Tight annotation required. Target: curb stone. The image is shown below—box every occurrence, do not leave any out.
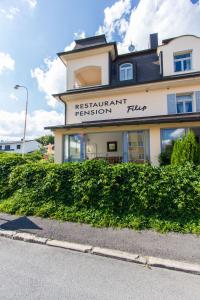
[148,256,200,275]
[0,229,16,239]
[92,247,146,264]
[0,229,199,275]
[13,232,48,244]
[47,239,92,253]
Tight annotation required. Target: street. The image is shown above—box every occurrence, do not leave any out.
[0,237,199,300]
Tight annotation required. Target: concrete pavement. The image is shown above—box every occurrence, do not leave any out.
[0,212,199,265]
[0,237,200,300]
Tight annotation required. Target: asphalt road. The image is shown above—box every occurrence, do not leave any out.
[0,237,199,300]
[1,213,200,264]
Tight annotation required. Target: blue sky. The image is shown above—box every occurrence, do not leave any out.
[0,0,199,140]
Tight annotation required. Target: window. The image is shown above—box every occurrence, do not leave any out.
[174,52,192,72]
[119,63,133,81]
[17,145,21,149]
[161,128,186,151]
[5,145,10,151]
[128,130,149,163]
[176,94,193,113]
[0,146,2,150]
[161,127,200,151]
[64,134,82,162]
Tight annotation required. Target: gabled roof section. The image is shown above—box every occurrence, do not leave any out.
[74,34,107,49]
[162,34,200,45]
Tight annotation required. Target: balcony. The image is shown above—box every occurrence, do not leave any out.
[73,66,102,89]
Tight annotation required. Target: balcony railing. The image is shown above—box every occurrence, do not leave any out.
[86,152,122,164]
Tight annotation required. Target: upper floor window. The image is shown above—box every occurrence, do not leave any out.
[174,51,192,72]
[176,94,193,113]
[119,63,133,81]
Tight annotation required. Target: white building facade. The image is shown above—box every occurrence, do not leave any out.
[46,34,200,165]
[0,140,41,154]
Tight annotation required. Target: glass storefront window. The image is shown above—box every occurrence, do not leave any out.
[69,135,81,161]
[161,128,186,151]
[64,134,82,162]
[128,130,149,163]
[64,135,69,162]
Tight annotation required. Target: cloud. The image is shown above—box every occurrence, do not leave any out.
[96,0,131,39]
[31,57,66,107]
[0,109,64,140]
[0,7,20,19]
[0,53,15,75]
[9,93,18,101]
[31,33,85,108]
[32,0,200,109]
[99,0,200,52]
[24,0,37,9]
[122,0,200,51]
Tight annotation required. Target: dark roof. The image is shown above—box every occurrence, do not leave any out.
[45,112,200,131]
[118,48,155,58]
[0,140,38,145]
[57,42,117,58]
[53,71,200,98]
[74,34,107,49]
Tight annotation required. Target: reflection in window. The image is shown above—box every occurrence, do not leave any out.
[174,52,192,72]
[64,134,82,162]
[176,94,192,113]
[119,63,133,81]
[161,128,186,151]
[128,130,149,163]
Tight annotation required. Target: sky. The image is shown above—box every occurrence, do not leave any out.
[0,0,200,140]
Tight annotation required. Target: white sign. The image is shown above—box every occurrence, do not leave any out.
[67,93,165,124]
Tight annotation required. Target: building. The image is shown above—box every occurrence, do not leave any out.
[46,33,200,165]
[0,140,41,154]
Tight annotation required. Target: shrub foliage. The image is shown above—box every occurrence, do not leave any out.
[0,157,200,233]
[171,130,200,165]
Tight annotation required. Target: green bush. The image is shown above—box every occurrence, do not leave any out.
[171,130,200,165]
[0,159,200,233]
[0,155,26,199]
[159,141,174,166]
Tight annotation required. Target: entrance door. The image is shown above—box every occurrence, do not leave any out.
[128,130,149,163]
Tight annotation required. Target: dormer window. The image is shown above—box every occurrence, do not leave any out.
[174,51,192,72]
[119,63,133,81]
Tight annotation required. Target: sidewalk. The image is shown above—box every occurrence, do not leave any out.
[0,212,199,264]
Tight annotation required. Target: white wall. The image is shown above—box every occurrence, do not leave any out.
[67,52,109,90]
[0,141,41,154]
[86,132,123,158]
[158,35,200,76]
[66,83,200,124]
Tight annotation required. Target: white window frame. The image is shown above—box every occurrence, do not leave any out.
[119,63,133,81]
[174,51,192,73]
[176,94,193,114]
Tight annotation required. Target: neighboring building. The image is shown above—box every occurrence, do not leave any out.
[46,34,200,165]
[0,140,41,154]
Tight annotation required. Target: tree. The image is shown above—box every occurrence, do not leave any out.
[171,130,200,165]
[36,135,54,146]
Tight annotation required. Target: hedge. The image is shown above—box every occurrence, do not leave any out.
[0,158,200,233]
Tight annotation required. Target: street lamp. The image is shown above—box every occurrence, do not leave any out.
[14,85,29,157]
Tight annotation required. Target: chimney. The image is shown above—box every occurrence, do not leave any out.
[149,33,158,49]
